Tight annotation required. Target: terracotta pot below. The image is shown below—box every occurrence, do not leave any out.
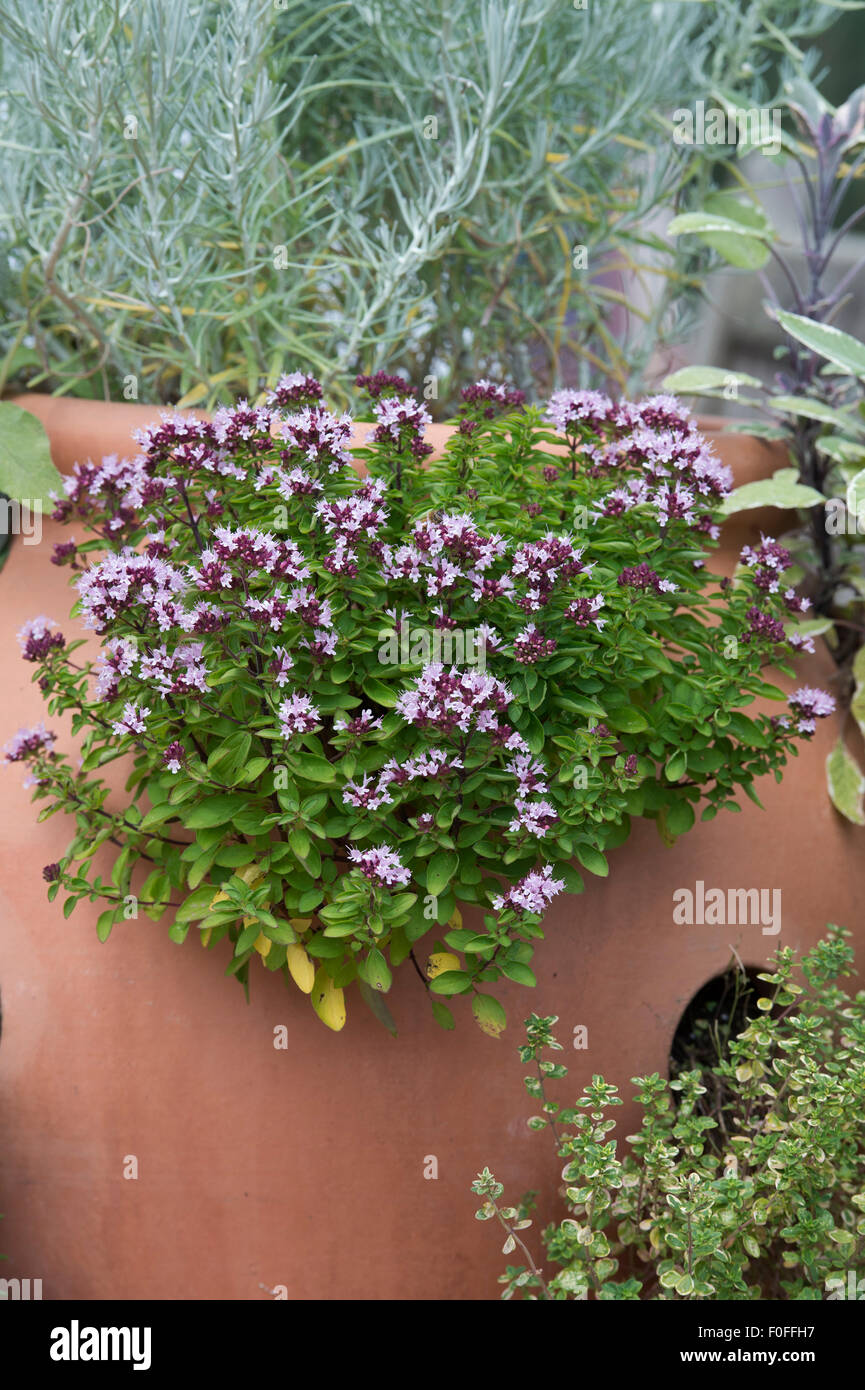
[0,399,856,1300]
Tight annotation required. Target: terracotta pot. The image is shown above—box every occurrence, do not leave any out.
[0,397,859,1301]
[6,392,458,477]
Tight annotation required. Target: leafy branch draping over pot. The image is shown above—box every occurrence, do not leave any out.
[6,377,833,1033]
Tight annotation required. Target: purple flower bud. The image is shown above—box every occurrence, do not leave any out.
[163,741,186,774]
[51,540,78,566]
[17,616,65,662]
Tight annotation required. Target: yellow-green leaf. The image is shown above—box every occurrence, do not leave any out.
[852,646,865,743]
[311,968,346,1031]
[826,739,865,825]
[285,943,316,994]
[427,951,460,980]
[472,993,507,1038]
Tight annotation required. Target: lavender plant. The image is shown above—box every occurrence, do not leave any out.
[6,377,832,1032]
[472,926,865,1300]
[0,0,843,407]
[666,77,865,821]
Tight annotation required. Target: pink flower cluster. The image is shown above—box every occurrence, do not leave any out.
[356,371,408,399]
[786,687,836,736]
[278,406,354,474]
[542,395,734,544]
[565,594,606,630]
[77,553,187,632]
[211,401,273,454]
[545,389,613,434]
[617,563,677,595]
[163,740,186,774]
[460,379,526,418]
[368,395,433,458]
[514,622,557,663]
[740,536,793,589]
[17,617,65,663]
[739,535,812,649]
[743,607,786,645]
[4,722,56,763]
[269,646,294,686]
[192,527,309,590]
[277,693,321,739]
[395,663,515,738]
[381,511,511,605]
[132,414,222,475]
[266,372,323,408]
[315,477,388,576]
[342,745,464,812]
[347,844,411,888]
[111,701,150,737]
[508,798,559,838]
[51,454,151,531]
[507,753,548,795]
[139,642,209,696]
[94,636,138,700]
[510,533,591,612]
[333,711,383,740]
[492,865,565,917]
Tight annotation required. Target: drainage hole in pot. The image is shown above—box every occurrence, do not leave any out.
[667,961,771,1140]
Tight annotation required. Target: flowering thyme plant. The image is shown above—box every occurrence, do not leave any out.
[7,376,832,1031]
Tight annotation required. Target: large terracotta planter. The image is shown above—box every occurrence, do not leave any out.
[0,398,859,1301]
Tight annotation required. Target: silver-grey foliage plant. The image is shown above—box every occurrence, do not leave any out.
[0,0,842,409]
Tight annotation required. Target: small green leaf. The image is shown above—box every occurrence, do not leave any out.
[428,969,472,996]
[360,947,392,993]
[431,1000,455,1030]
[605,706,649,734]
[721,474,825,516]
[362,675,397,708]
[665,799,696,836]
[176,885,225,922]
[846,468,865,526]
[501,961,537,987]
[289,827,311,860]
[289,752,335,783]
[667,210,770,270]
[0,401,63,506]
[358,979,398,1035]
[776,310,865,380]
[665,750,687,782]
[183,794,249,828]
[575,845,608,877]
[662,366,762,396]
[426,850,458,897]
[96,908,116,942]
[771,394,865,433]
